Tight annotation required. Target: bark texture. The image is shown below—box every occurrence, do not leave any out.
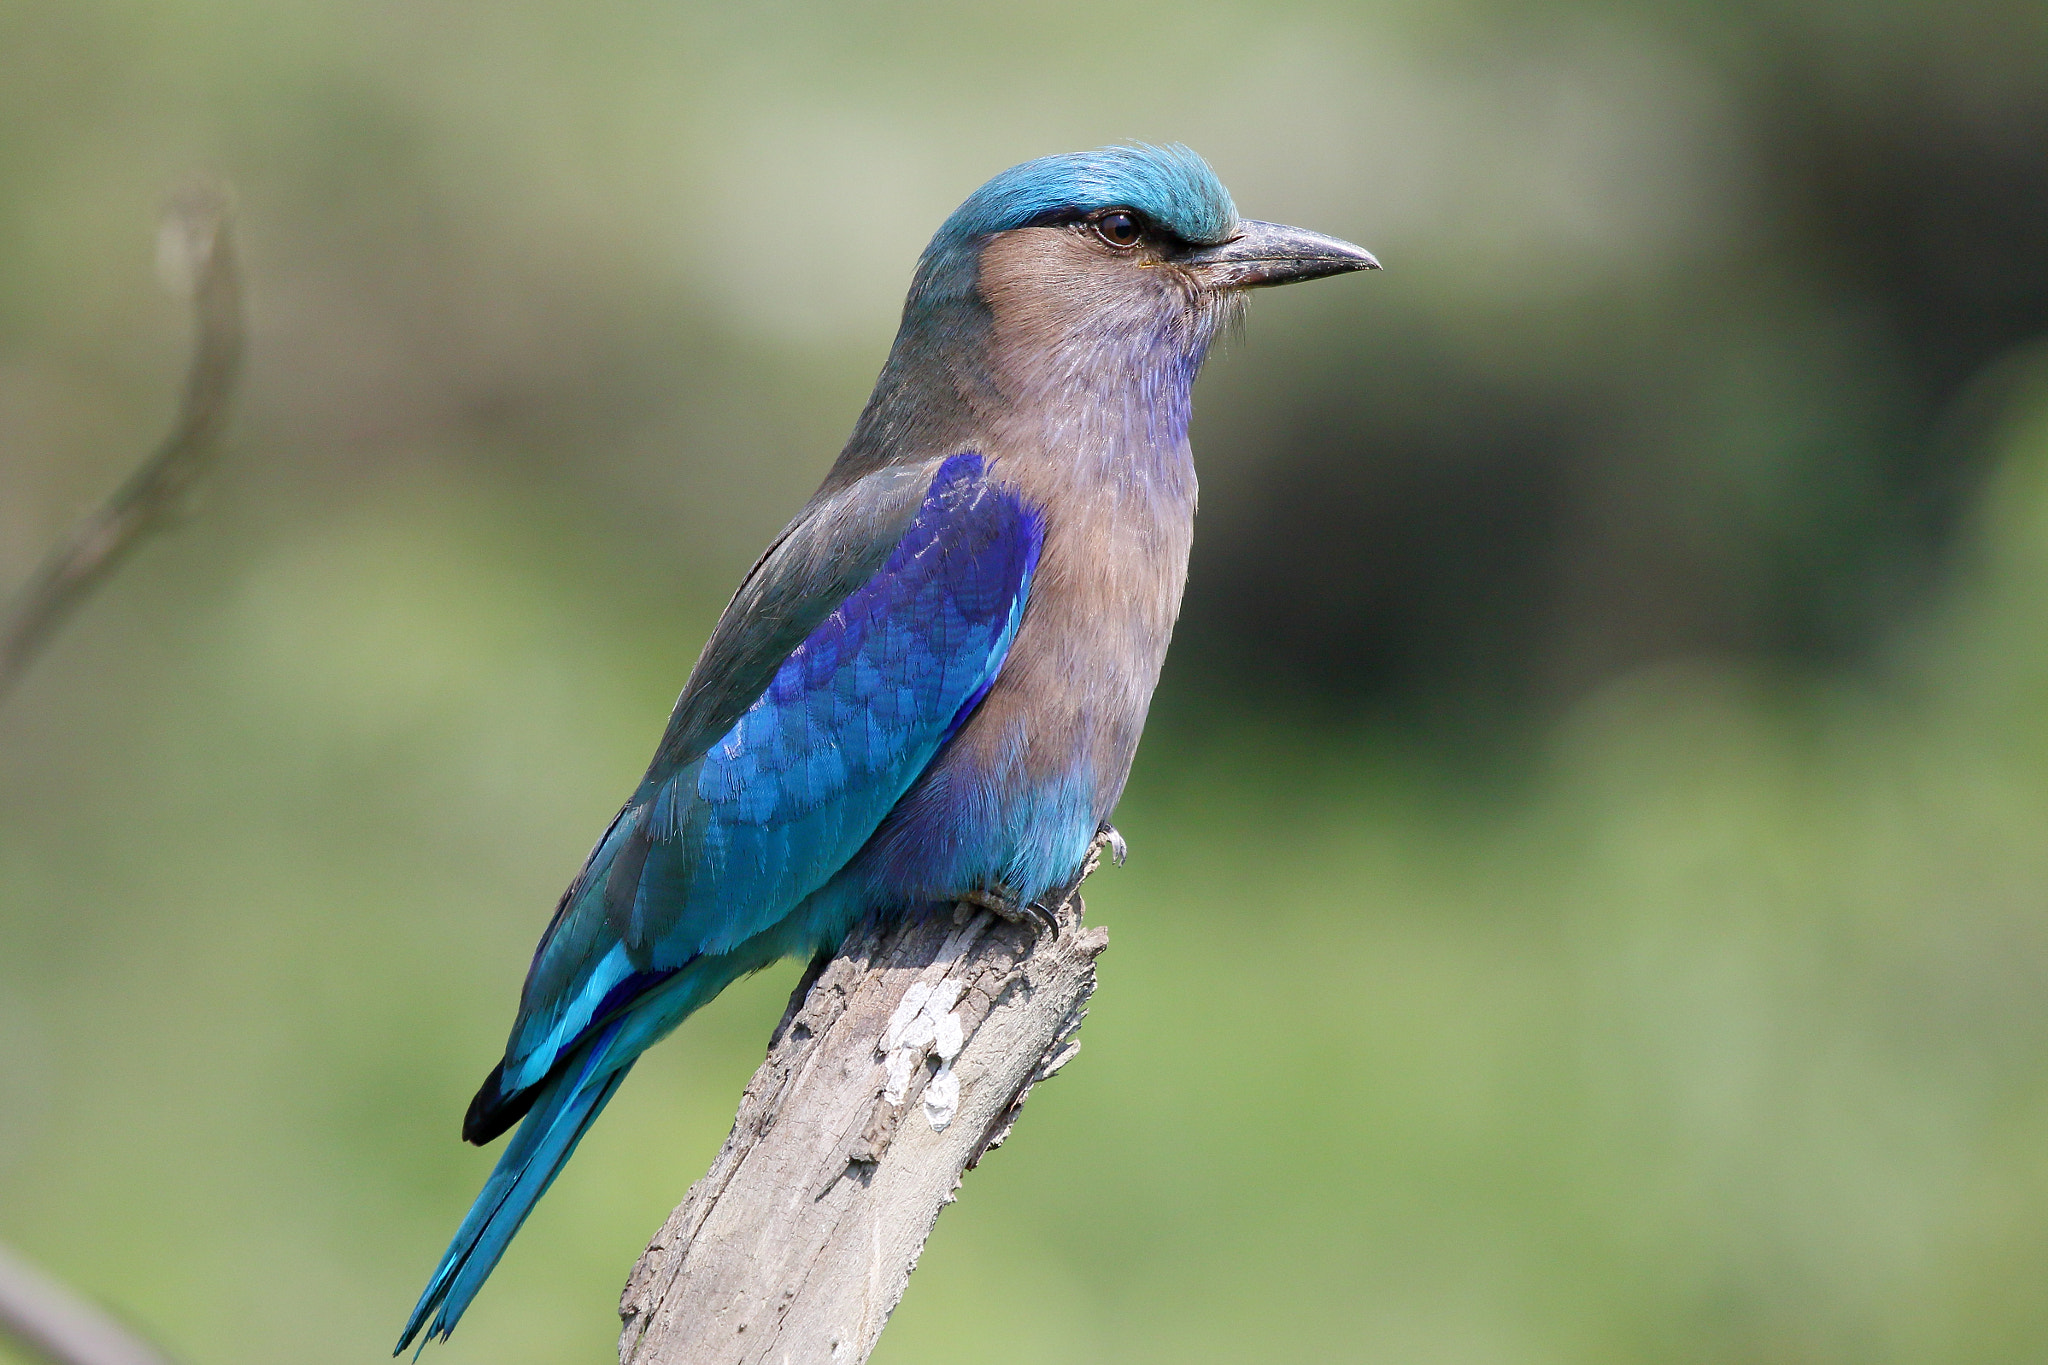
[618,896,1107,1365]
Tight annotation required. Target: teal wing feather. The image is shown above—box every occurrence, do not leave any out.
[477,452,1043,1119]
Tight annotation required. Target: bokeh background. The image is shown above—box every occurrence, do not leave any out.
[6,1,2048,1361]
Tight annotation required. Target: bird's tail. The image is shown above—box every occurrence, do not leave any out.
[395,1020,633,1354]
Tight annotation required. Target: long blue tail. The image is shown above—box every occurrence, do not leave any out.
[395,1022,633,1354]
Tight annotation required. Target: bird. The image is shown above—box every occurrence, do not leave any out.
[396,143,1376,1351]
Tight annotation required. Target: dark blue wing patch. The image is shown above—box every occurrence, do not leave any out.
[498,452,1042,1092]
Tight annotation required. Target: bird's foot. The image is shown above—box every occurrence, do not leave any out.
[957,827,1127,939]
[1069,821,1128,888]
[1033,823,1131,928]
[958,883,1061,938]
[1094,822,1128,870]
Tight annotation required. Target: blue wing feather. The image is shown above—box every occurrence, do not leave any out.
[497,452,1041,1095]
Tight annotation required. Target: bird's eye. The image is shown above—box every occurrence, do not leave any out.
[1093,210,1142,248]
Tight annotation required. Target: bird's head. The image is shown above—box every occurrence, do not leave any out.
[847,145,1376,466]
[919,143,1376,297]
[898,145,1376,420]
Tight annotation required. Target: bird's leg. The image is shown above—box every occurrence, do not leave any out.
[1038,823,1131,929]
[958,883,1061,937]
[1095,821,1128,869]
[959,825,1128,940]
[1065,821,1128,890]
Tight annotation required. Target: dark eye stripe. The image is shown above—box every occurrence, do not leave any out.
[1016,205,1165,249]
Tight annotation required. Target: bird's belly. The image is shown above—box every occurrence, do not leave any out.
[848,690,1124,908]
[845,564,1179,907]
[826,440,1194,916]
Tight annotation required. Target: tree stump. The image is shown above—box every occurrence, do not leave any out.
[618,898,1108,1365]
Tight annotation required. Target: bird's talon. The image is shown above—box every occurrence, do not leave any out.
[960,885,1056,937]
[1095,822,1128,867]
[1025,898,1063,938]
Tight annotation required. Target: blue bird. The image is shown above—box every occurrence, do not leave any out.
[397,143,1376,1350]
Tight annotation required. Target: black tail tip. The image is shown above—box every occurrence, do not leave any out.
[462,1061,535,1145]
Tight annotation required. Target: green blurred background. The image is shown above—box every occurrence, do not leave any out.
[7,1,2048,1361]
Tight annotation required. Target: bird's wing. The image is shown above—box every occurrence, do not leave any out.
[493,452,1042,1099]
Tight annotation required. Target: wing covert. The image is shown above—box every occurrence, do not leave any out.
[500,452,1041,1092]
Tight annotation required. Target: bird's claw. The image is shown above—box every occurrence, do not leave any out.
[959,885,1061,938]
[958,827,1127,940]
[1072,822,1127,884]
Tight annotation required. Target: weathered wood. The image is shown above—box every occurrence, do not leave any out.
[618,896,1107,1365]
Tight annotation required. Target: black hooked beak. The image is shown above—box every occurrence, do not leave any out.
[1181,219,1380,289]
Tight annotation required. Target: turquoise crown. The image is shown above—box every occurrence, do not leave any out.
[930,144,1239,253]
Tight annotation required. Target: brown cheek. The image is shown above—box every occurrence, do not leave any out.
[981,230,1146,328]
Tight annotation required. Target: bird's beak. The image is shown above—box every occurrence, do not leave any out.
[1180,219,1380,290]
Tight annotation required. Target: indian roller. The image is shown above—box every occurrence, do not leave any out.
[397,143,1376,1350]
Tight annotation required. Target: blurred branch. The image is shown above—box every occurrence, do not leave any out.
[618,898,1107,1365]
[0,179,237,1363]
[0,180,245,700]
[0,1242,176,1365]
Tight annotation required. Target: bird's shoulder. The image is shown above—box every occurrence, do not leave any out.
[643,457,941,785]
